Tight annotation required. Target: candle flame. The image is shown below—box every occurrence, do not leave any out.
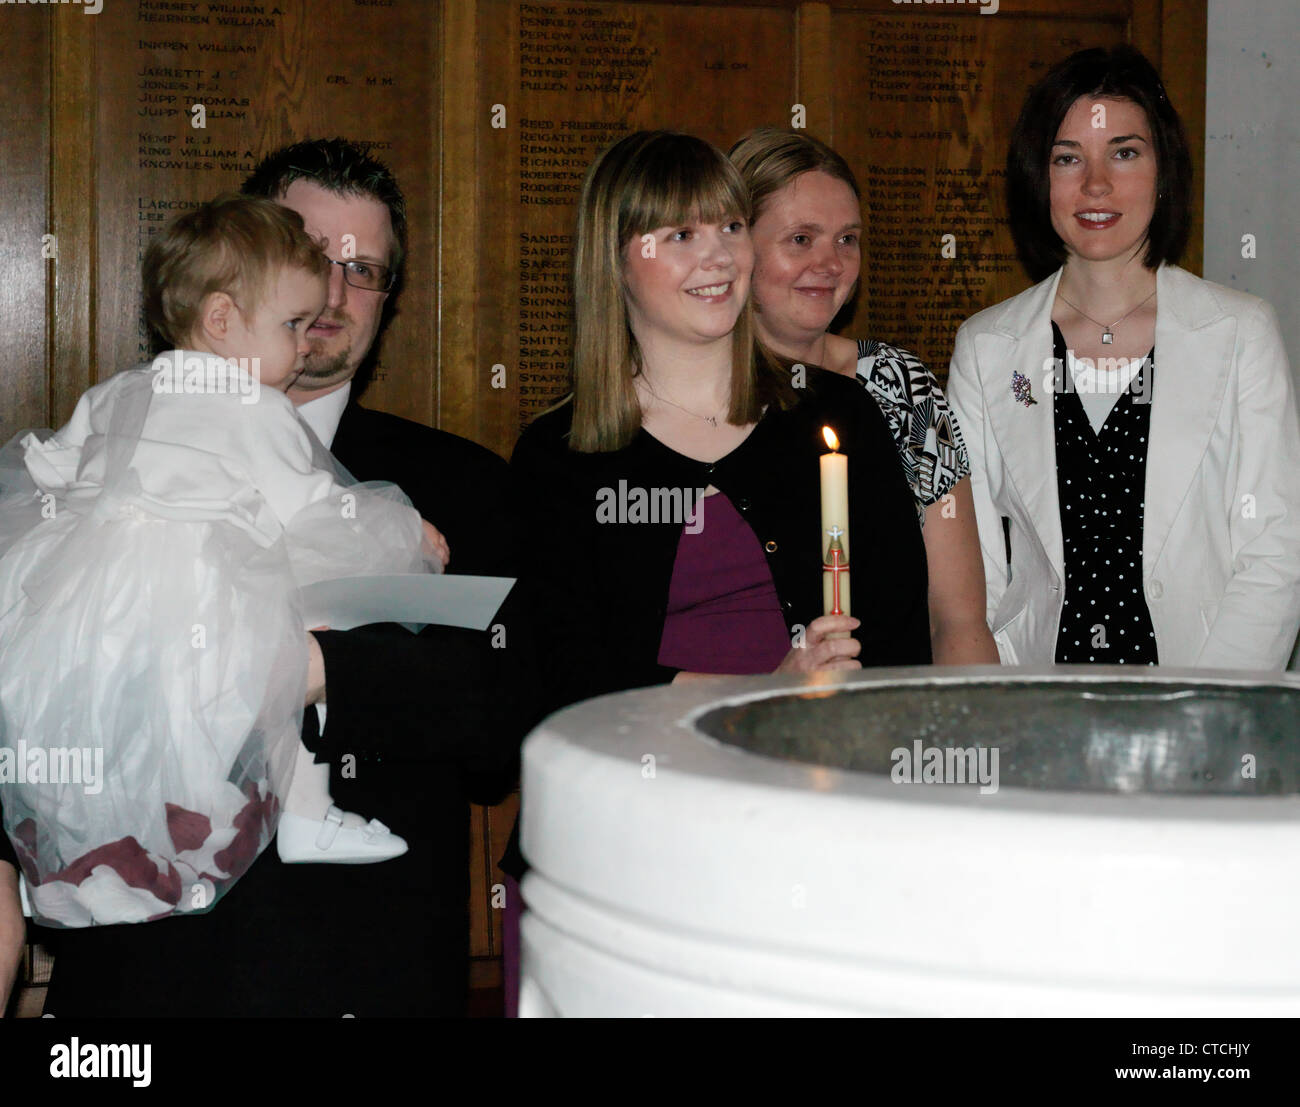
[822,426,839,451]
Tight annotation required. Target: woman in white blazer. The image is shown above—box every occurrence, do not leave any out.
[947,46,1300,670]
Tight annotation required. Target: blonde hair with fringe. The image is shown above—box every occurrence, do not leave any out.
[570,130,794,453]
[143,193,330,350]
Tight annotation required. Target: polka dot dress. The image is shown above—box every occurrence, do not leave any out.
[1051,322,1159,665]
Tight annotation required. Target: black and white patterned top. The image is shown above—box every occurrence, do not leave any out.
[1050,321,1158,665]
[853,339,971,525]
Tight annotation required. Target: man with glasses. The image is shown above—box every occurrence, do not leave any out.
[36,139,531,1017]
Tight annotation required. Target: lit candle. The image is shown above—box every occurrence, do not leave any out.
[820,426,851,633]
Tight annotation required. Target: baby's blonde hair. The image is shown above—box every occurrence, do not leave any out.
[143,193,329,349]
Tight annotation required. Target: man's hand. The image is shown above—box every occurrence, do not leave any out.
[421,519,450,569]
[306,631,326,706]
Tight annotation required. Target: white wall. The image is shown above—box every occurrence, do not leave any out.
[1204,0,1300,668]
[1204,0,1299,365]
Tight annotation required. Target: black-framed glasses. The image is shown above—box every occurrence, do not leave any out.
[326,257,396,292]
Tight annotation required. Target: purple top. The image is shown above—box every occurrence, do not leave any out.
[656,491,791,674]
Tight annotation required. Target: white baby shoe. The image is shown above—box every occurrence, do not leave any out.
[276,806,409,864]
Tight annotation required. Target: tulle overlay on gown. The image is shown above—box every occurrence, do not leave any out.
[0,361,432,927]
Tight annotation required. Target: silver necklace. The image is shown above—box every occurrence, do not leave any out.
[1057,287,1156,345]
[639,376,726,428]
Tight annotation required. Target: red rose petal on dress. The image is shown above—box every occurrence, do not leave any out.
[214,785,279,880]
[50,836,182,907]
[166,803,212,852]
[13,817,38,853]
[8,819,41,884]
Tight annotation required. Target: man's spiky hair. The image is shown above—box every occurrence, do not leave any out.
[242,137,408,280]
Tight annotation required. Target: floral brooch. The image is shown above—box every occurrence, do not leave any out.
[1011,370,1037,407]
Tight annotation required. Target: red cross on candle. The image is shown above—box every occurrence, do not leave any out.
[823,525,850,616]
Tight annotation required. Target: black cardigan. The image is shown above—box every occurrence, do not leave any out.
[512,366,932,718]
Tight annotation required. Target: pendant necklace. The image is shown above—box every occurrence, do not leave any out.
[639,376,726,428]
[1057,287,1156,345]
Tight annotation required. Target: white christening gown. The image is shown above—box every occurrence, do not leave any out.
[0,355,435,927]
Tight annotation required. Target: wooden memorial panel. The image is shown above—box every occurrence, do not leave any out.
[85,1,439,425]
[0,14,51,440]
[471,0,799,455]
[829,1,1128,375]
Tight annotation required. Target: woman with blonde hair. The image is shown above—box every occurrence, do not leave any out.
[510,130,933,710]
[499,130,934,1013]
[730,126,998,665]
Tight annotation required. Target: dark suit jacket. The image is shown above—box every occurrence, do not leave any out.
[37,402,534,1017]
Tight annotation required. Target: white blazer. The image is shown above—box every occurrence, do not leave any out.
[946,264,1300,669]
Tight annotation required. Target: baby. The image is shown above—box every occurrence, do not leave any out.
[0,195,441,927]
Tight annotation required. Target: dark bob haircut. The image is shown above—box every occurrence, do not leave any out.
[241,137,408,283]
[1006,45,1193,282]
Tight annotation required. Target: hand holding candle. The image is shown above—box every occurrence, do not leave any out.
[819,426,851,637]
